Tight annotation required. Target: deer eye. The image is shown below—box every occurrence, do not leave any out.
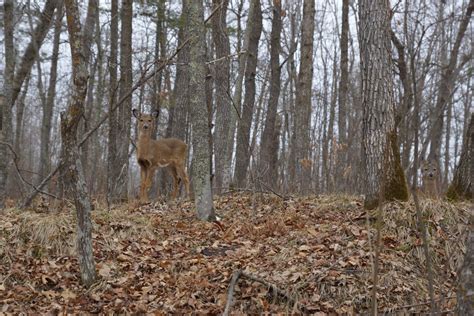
[140,119,144,122]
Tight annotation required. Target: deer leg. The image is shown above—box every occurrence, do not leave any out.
[168,166,179,200]
[177,164,190,198]
[139,165,148,202]
[145,167,156,196]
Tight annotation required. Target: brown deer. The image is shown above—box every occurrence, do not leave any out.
[133,109,190,202]
[420,158,440,198]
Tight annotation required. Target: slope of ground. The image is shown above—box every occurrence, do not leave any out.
[0,193,470,314]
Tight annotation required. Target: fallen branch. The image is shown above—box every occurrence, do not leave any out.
[222,270,309,315]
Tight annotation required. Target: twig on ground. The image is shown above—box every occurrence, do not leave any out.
[223,270,242,316]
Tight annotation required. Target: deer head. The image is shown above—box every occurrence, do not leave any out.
[132,109,159,135]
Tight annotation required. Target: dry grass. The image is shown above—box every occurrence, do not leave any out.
[0,194,470,314]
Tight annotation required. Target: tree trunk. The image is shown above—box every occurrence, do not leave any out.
[233,0,262,188]
[113,0,133,202]
[457,214,474,315]
[107,0,119,203]
[39,3,62,184]
[446,113,473,201]
[259,0,282,189]
[359,0,408,209]
[188,0,215,221]
[170,0,190,141]
[211,0,230,195]
[0,0,16,209]
[337,0,349,191]
[62,0,97,287]
[289,0,315,194]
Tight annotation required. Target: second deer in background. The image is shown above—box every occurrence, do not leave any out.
[133,109,190,202]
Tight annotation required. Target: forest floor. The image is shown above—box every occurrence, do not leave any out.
[0,193,471,314]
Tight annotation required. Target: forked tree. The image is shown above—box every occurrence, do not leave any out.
[61,0,97,287]
[359,0,408,209]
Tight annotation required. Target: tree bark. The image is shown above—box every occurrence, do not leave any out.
[39,4,62,185]
[62,0,97,287]
[359,0,408,209]
[0,0,16,209]
[188,0,215,221]
[110,0,133,202]
[289,0,315,194]
[336,0,349,191]
[259,0,282,189]
[233,0,262,188]
[211,0,230,194]
[457,214,474,315]
[447,113,473,201]
[107,0,119,203]
[170,0,190,141]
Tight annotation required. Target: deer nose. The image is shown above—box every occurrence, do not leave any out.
[143,124,149,129]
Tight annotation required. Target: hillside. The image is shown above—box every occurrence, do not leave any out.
[0,194,470,314]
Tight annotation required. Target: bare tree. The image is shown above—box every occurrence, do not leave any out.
[234,0,263,188]
[447,113,473,200]
[427,0,473,167]
[359,0,408,209]
[188,0,215,221]
[107,0,119,203]
[39,3,63,185]
[259,0,282,189]
[212,0,231,194]
[61,0,97,287]
[289,0,315,194]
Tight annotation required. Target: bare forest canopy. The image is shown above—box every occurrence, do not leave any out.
[0,0,471,203]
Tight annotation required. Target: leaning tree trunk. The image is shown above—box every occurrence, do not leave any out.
[359,0,408,209]
[259,0,282,189]
[447,113,473,200]
[288,0,315,194]
[233,0,263,188]
[62,0,97,287]
[188,0,215,221]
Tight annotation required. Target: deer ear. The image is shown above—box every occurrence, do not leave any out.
[132,108,140,119]
[151,110,159,118]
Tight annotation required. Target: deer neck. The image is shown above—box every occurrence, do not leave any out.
[137,131,154,156]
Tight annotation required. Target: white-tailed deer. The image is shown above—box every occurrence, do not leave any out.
[132,109,190,201]
[421,158,440,198]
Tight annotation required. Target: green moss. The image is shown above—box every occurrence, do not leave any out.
[446,183,472,201]
[384,131,409,202]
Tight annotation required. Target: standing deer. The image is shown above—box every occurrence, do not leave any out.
[420,158,440,198]
[133,109,190,201]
